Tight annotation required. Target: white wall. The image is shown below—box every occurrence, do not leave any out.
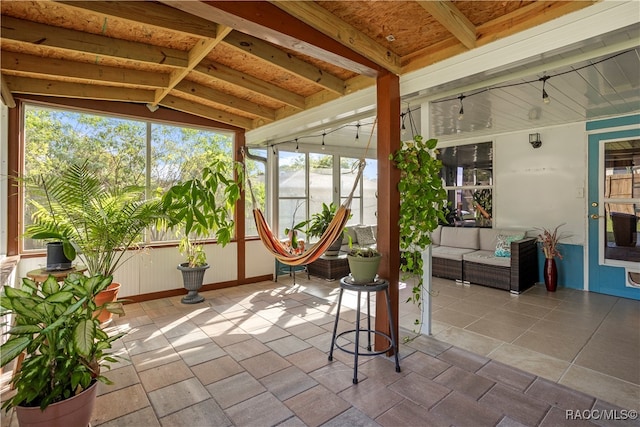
[495,123,586,245]
[17,242,273,297]
[436,122,587,245]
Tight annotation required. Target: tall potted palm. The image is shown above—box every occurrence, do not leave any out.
[23,161,161,321]
[160,156,243,304]
[0,273,126,426]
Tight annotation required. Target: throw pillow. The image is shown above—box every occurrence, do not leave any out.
[495,233,525,257]
[354,226,376,246]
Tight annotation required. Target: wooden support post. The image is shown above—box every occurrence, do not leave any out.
[375,71,401,352]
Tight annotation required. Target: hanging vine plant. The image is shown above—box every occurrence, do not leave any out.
[390,135,448,331]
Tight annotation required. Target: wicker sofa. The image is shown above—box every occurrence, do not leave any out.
[431,226,538,294]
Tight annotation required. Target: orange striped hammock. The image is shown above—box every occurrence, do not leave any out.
[246,156,365,266]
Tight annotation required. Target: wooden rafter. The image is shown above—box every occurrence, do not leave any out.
[4,75,154,103]
[223,31,346,95]
[416,0,476,50]
[1,16,188,68]
[161,0,382,77]
[161,95,255,130]
[1,74,16,108]
[193,60,306,110]
[151,26,232,107]
[1,51,169,89]
[55,1,220,39]
[173,80,276,121]
[271,1,401,74]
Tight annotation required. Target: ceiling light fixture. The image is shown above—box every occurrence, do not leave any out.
[540,76,551,104]
[386,34,396,42]
[457,94,465,120]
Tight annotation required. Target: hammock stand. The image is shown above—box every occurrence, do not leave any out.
[243,119,377,268]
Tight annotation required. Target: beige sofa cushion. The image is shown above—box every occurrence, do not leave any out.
[432,245,477,261]
[463,250,511,267]
[440,227,479,250]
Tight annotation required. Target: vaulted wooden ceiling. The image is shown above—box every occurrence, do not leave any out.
[1,1,597,131]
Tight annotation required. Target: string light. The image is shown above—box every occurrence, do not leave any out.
[321,132,326,150]
[430,49,633,113]
[457,94,465,121]
[295,138,299,152]
[540,76,551,105]
[355,122,360,141]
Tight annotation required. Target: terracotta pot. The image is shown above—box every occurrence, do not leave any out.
[94,282,121,323]
[544,258,557,292]
[15,380,98,427]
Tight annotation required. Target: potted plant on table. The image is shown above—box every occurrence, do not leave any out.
[537,223,565,292]
[346,246,381,283]
[23,161,162,322]
[0,273,126,427]
[160,156,243,304]
[307,202,349,256]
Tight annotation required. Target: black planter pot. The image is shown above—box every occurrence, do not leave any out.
[46,242,72,271]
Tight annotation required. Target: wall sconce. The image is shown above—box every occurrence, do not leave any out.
[529,133,542,148]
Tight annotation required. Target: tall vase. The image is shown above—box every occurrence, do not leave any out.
[544,258,557,292]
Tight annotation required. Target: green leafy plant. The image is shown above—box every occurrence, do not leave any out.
[347,246,380,257]
[0,273,126,411]
[307,202,338,238]
[161,156,244,267]
[390,135,447,330]
[283,201,308,250]
[23,161,162,277]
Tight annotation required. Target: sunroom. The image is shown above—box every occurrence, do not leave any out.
[1,1,639,426]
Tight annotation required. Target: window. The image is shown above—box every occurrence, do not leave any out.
[278,151,307,241]
[244,149,267,237]
[438,142,493,227]
[340,157,377,225]
[22,104,235,250]
[275,151,378,240]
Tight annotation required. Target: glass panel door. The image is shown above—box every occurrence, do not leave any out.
[602,140,640,263]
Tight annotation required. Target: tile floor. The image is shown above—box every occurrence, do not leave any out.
[1,274,638,427]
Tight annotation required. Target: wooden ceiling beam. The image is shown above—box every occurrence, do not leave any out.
[194,60,305,110]
[417,1,476,50]
[54,1,220,39]
[1,74,16,108]
[151,27,232,107]
[223,31,346,95]
[161,95,255,130]
[476,1,598,45]
[4,75,154,103]
[1,51,169,89]
[161,0,382,77]
[270,1,401,75]
[0,16,188,68]
[174,81,276,121]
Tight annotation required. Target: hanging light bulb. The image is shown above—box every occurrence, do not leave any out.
[355,122,360,141]
[321,132,326,150]
[540,76,551,104]
[295,138,299,152]
[457,94,465,120]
